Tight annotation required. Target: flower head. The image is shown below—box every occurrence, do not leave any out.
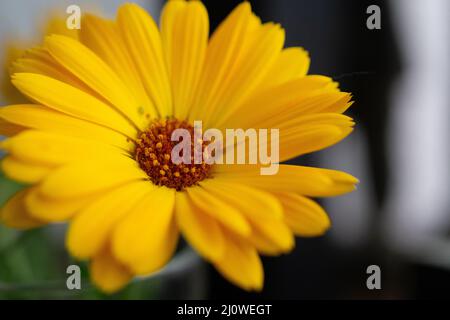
[0,1,357,293]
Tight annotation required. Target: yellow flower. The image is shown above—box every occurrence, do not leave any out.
[0,1,357,293]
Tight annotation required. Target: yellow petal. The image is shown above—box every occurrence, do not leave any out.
[175,191,225,262]
[159,0,186,75]
[117,3,172,117]
[280,125,353,161]
[255,92,353,129]
[25,188,101,222]
[11,47,94,94]
[218,76,342,129]
[0,118,24,136]
[90,248,132,294]
[275,193,331,236]
[278,112,354,130]
[206,23,285,126]
[45,35,147,128]
[161,0,208,120]
[0,104,134,151]
[67,181,154,259]
[275,113,354,161]
[2,130,127,166]
[216,164,358,197]
[247,226,290,256]
[79,14,157,119]
[186,185,251,237]
[321,93,354,114]
[192,2,285,127]
[12,73,137,137]
[38,156,147,199]
[260,47,310,88]
[213,230,263,291]
[0,188,46,229]
[1,156,52,184]
[189,2,256,123]
[201,179,294,255]
[112,187,178,275]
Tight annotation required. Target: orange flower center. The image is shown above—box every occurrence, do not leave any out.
[135,118,212,190]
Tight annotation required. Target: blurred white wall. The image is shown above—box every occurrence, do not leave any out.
[385,0,450,250]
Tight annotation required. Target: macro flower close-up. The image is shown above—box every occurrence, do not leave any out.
[0,0,357,294]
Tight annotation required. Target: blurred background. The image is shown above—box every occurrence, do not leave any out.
[0,0,449,299]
